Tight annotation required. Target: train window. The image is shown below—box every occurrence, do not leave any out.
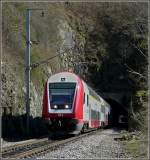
[87,95,89,106]
[49,83,76,89]
[91,109,99,120]
[106,114,108,120]
[101,105,105,113]
[88,86,100,102]
[84,93,85,104]
[49,83,76,106]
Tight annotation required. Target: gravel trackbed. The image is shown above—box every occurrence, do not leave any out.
[37,129,132,159]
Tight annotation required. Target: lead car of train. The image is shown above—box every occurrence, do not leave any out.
[42,71,111,134]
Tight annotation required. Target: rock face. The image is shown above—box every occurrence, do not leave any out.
[2,3,148,133]
[2,3,148,156]
[2,3,86,117]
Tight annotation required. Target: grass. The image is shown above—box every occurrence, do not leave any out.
[122,135,148,159]
[123,139,140,156]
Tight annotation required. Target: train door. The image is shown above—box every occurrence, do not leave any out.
[83,82,89,124]
[88,97,92,128]
[100,103,105,127]
[98,103,101,127]
[88,96,95,128]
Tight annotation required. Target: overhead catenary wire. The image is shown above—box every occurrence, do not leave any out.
[31,47,74,69]
[30,47,98,70]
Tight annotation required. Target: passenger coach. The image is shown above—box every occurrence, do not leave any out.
[42,71,111,134]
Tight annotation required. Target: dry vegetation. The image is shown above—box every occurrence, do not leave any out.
[2,2,148,158]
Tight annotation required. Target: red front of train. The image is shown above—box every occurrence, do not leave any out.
[42,72,84,134]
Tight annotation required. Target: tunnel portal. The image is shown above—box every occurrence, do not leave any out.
[106,99,128,129]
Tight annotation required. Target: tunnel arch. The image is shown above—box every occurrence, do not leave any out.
[105,98,128,129]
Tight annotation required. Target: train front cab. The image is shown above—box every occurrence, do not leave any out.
[42,72,85,134]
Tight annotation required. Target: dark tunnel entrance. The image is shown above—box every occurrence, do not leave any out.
[105,99,128,130]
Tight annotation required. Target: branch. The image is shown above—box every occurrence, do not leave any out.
[130,43,147,58]
[124,64,146,80]
[127,70,146,79]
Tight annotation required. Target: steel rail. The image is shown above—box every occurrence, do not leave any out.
[2,129,99,159]
[2,138,49,157]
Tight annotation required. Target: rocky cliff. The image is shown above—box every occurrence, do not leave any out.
[2,2,148,132]
[2,2,85,117]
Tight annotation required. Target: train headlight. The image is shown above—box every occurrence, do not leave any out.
[65,105,69,109]
[53,105,58,109]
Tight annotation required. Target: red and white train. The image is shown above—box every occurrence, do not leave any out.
[42,71,111,134]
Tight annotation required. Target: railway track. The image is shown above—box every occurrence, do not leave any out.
[2,138,50,158]
[2,129,99,159]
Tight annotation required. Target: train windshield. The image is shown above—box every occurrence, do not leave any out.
[49,83,76,107]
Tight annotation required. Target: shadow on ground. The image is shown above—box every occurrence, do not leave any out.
[2,114,49,142]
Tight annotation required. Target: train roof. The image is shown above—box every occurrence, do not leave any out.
[48,72,110,107]
[47,71,80,83]
[87,84,110,107]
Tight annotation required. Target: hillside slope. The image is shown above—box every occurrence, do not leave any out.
[2,2,148,135]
